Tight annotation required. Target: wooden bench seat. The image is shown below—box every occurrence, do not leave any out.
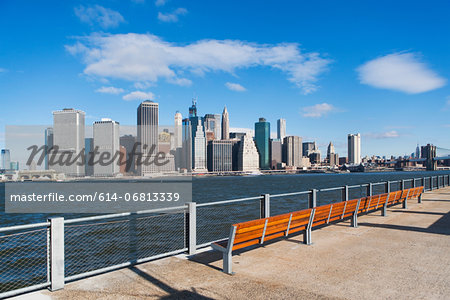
[211,186,424,274]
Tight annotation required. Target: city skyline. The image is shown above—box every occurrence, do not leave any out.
[1,1,449,157]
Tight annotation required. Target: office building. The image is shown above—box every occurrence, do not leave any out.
[192,123,207,172]
[270,139,282,169]
[93,118,120,177]
[327,142,339,166]
[230,132,246,140]
[182,118,192,172]
[283,136,302,167]
[207,140,233,172]
[309,151,321,164]
[120,135,137,174]
[137,101,159,175]
[302,141,317,157]
[415,144,420,158]
[51,108,85,177]
[238,134,260,171]
[44,127,53,170]
[85,138,94,176]
[1,149,11,171]
[204,114,221,141]
[348,133,361,164]
[174,112,183,149]
[277,118,286,140]
[255,118,270,169]
[221,106,229,140]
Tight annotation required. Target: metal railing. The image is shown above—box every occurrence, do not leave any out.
[0,174,449,298]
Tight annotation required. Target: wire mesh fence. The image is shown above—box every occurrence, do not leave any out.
[0,228,48,294]
[196,200,260,245]
[316,189,342,206]
[271,193,310,215]
[65,211,186,278]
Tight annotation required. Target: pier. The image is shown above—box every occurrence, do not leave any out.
[14,186,450,299]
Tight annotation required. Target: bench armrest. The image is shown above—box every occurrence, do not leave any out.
[211,242,228,253]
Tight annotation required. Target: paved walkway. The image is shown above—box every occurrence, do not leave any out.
[16,187,450,299]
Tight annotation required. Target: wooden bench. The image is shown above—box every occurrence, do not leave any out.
[211,186,424,274]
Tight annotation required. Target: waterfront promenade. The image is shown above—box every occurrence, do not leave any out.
[16,187,450,299]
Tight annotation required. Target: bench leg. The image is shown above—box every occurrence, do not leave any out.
[303,228,312,245]
[418,194,422,204]
[351,213,358,228]
[382,203,387,216]
[402,198,407,209]
[223,251,233,275]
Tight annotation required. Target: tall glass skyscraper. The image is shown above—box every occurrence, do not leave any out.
[255,117,270,169]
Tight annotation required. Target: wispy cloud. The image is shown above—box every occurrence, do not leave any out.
[225,82,246,92]
[301,103,337,118]
[122,91,155,101]
[155,0,168,6]
[0,68,7,73]
[442,124,450,128]
[357,52,446,94]
[95,86,125,94]
[365,130,400,139]
[67,33,331,93]
[74,5,125,29]
[443,96,450,111]
[158,8,188,22]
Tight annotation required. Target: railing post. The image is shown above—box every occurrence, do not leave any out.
[422,177,425,190]
[431,177,434,191]
[48,217,64,291]
[260,194,270,218]
[367,183,373,197]
[186,202,196,255]
[309,189,317,208]
[386,181,391,194]
[400,179,405,191]
[343,185,349,201]
[413,178,416,188]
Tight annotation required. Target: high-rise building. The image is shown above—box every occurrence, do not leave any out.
[192,123,207,172]
[204,114,221,141]
[348,133,361,164]
[207,140,233,172]
[238,134,259,171]
[221,106,229,140]
[174,112,182,149]
[329,153,339,166]
[270,139,283,169]
[51,108,85,177]
[120,135,137,174]
[327,142,335,159]
[137,101,159,175]
[283,136,302,167]
[415,144,421,158]
[93,118,120,177]
[309,151,321,164]
[229,132,246,140]
[85,138,94,176]
[1,149,11,171]
[44,127,53,170]
[302,141,317,157]
[182,118,192,172]
[255,118,270,169]
[277,119,286,140]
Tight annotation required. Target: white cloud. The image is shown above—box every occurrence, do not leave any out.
[122,91,155,101]
[95,86,125,94]
[357,52,446,94]
[155,0,168,6]
[74,5,125,29]
[365,130,400,139]
[225,82,246,92]
[0,68,7,73]
[443,96,450,110]
[301,103,337,118]
[67,33,331,93]
[158,8,188,22]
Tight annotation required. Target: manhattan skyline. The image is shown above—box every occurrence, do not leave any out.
[1,0,449,157]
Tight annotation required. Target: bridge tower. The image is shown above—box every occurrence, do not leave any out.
[423,144,437,171]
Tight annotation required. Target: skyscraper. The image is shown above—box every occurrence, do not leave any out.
[44,127,53,170]
[207,140,233,172]
[255,118,270,169]
[415,144,420,158]
[120,135,137,174]
[52,108,85,177]
[137,100,159,175]
[174,112,182,149]
[238,134,260,171]
[204,114,221,141]
[182,118,192,172]
[85,138,94,176]
[302,141,317,157]
[93,118,120,177]
[283,136,302,167]
[327,142,339,166]
[221,106,229,140]
[347,133,361,164]
[277,118,286,140]
[192,123,207,172]
[270,139,282,169]
[327,142,335,159]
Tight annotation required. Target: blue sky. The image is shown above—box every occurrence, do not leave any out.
[0,0,449,157]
